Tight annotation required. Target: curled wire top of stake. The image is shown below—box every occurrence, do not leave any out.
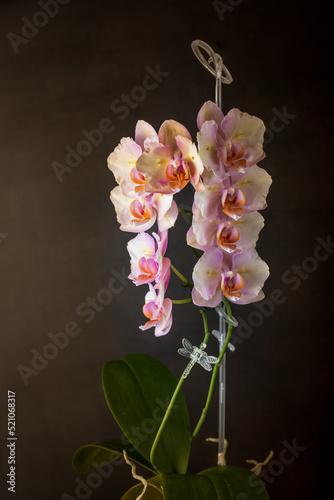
[191,40,233,84]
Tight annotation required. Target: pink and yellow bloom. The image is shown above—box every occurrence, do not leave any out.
[127,232,171,288]
[107,120,158,197]
[187,210,264,254]
[190,164,271,224]
[192,247,269,307]
[108,101,272,336]
[140,286,173,336]
[197,101,266,177]
[136,119,204,194]
[110,187,178,233]
[108,120,179,233]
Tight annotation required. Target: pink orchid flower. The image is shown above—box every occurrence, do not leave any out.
[136,119,204,194]
[191,164,272,224]
[192,247,269,307]
[110,186,178,233]
[127,232,171,288]
[108,120,158,198]
[187,210,264,254]
[139,286,173,336]
[108,120,179,232]
[197,101,266,177]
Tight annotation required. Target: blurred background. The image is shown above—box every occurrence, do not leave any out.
[0,0,333,498]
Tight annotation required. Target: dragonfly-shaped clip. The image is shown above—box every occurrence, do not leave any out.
[178,338,219,378]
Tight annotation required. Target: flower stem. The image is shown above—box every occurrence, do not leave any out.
[150,375,186,471]
[178,208,192,215]
[149,308,210,471]
[170,264,191,285]
[171,298,192,304]
[191,298,234,443]
[201,309,211,345]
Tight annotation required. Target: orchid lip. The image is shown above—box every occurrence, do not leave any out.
[130,167,145,185]
[138,257,159,277]
[221,272,244,299]
[130,200,151,221]
[221,187,246,220]
[164,160,190,192]
[217,222,240,252]
[143,301,158,319]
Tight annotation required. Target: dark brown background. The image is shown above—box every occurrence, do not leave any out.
[0,0,333,498]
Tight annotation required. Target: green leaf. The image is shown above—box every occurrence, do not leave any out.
[162,466,269,500]
[199,465,269,499]
[121,476,163,500]
[102,353,191,474]
[162,472,216,499]
[72,439,154,474]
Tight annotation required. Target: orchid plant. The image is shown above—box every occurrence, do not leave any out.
[72,43,272,500]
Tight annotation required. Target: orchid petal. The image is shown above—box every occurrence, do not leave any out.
[216,222,239,253]
[192,283,223,308]
[127,232,167,286]
[176,135,204,192]
[193,185,224,222]
[156,198,178,232]
[158,230,168,256]
[158,120,191,156]
[229,248,269,304]
[135,120,158,150]
[143,301,159,319]
[127,232,156,262]
[234,211,264,249]
[152,193,173,218]
[232,165,272,212]
[186,226,200,250]
[197,120,224,177]
[139,288,173,336]
[144,285,157,304]
[110,186,156,232]
[191,218,216,248]
[157,257,171,292]
[136,143,172,193]
[192,248,223,300]
[144,258,159,275]
[107,138,143,197]
[221,108,266,167]
[197,101,224,130]
[154,298,173,336]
